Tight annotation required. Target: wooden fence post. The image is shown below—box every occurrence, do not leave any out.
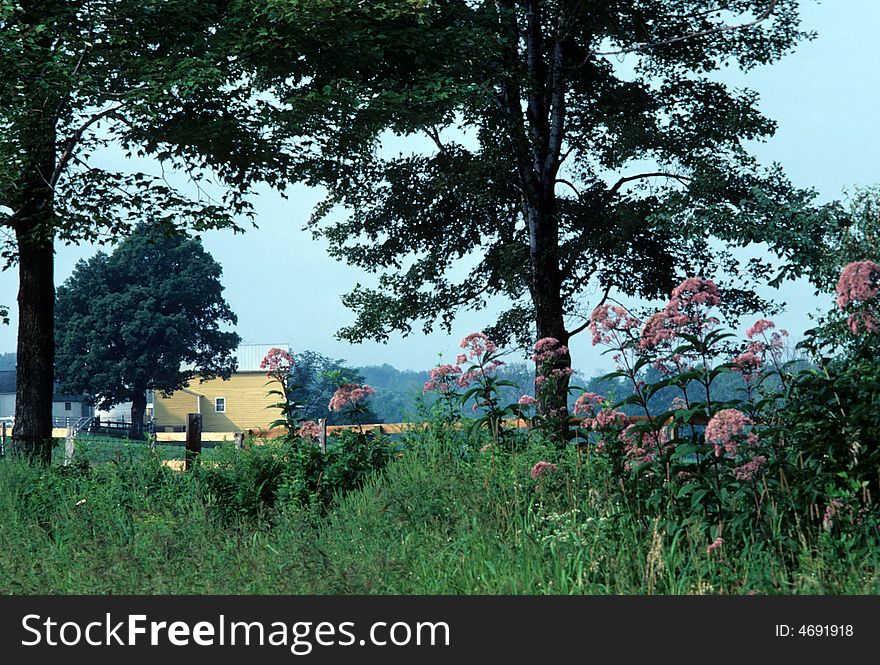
[1,422,6,457]
[318,418,327,454]
[234,431,244,450]
[185,413,202,470]
[64,425,75,466]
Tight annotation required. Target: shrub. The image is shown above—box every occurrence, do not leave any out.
[574,268,880,548]
[278,430,394,509]
[197,432,394,523]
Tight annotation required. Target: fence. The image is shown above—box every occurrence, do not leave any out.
[48,411,710,470]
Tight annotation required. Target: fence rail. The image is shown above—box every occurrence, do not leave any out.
[51,414,707,443]
[44,413,711,471]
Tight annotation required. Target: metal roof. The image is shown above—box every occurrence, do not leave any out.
[235,343,291,372]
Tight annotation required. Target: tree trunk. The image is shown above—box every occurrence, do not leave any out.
[13,225,56,463]
[10,88,58,463]
[130,392,147,439]
[528,197,572,426]
[497,0,571,437]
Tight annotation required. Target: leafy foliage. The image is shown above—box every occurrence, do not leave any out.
[196,432,394,522]
[232,0,843,354]
[54,224,240,423]
[0,0,292,249]
[0,1,292,452]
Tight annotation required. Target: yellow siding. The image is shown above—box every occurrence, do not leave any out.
[153,372,276,432]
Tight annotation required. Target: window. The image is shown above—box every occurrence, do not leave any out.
[64,402,72,411]
[215,397,226,413]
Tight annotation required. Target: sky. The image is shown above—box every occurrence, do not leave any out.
[1,0,878,373]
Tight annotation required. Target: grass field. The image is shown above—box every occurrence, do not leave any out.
[2,428,879,595]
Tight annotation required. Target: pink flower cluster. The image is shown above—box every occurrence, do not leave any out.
[742,318,788,365]
[732,455,767,481]
[745,319,775,339]
[589,408,628,430]
[459,332,497,359]
[532,337,570,363]
[835,261,880,308]
[588,304,641,346]
[328,383,376,412]
[670,276,722,310]
[731,351,762,379]
[423,364,463,393]
[457,360,505,388]
[260,347,294,377]
[847,312,879,334]
[704,409,757,458]
[836,262,880,334]
[573,392,605,416]
[532,337,574,400]
[530,461,558,480]
[619,425,670,469]
[544,406,570,419]
[731,349,763,385]
[574,391,627,430]
[537,367,574,383]
[639,277,721,352]
[297,420,322,441]
[707,537,724,554]
[450,332,505,387]
[517,395,538,407]
[822,497,847,531]
[639,311,677,350]
[652,352,692,376]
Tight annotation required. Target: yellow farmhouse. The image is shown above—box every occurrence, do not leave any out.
[152,343,287,433]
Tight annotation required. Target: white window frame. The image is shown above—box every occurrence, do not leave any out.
[215,396,226,413]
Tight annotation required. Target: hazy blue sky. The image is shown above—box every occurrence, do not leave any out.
[1,1,877,373]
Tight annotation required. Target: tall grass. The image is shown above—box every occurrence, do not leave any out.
[275,437,880,594]
[1,429,879,594]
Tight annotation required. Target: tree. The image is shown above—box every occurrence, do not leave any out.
[0,1,289,460]
[233,0,842,422]
[55,224,240,437]
[793,186,880,293]
[290,351,355,423]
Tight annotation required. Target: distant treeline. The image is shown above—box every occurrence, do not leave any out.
[5,350,800,425]
[354,360,800,424]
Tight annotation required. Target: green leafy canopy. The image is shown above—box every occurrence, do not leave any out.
[233,0,844,350]
[54,224,241,409]
[0,0,295,255]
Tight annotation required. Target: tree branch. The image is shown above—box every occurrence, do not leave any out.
[48,105,127,189]
[567,283,612,338]
[524,0,550,174]
[424,125,446,154]
[544,6,566,179]
[555,178,581,198]
[494,0,542,202]
[567,319,590,338]
[595,0,780,57]
[608,171,692,197]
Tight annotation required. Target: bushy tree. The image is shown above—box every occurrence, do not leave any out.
[55,225,241,437]
[232,0,842,423]
[794,187,880,293]
[292,351,379,425]
[0,1,288,459]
